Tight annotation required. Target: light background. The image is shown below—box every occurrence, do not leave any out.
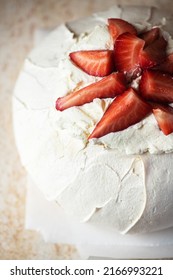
[0,0,172,259]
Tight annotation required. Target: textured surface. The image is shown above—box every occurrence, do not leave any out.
[0,0,172,259]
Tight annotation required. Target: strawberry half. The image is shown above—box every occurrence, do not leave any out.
[139,70,173,103]
[69,50,114,77]
[152,103,173,135]
[56,73,127,111]
[88,88,151,139]
[156,53,173,74]
[139,27,160,47]
[114,32,145,79]
[108,18,137,42]
[139,35,167,69]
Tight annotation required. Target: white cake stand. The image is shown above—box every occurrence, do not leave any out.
[25,176,173,259]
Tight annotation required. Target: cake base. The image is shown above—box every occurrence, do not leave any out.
[25,176,173,259]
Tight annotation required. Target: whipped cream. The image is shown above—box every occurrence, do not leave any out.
[13,5,173,234]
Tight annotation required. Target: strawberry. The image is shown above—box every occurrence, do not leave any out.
[139,70,173,103]
[139,27,160,47]
[88,88,151,139]
[152,103,173,135]
[108,18,137,42]
[69,50,114,77]
[155,53,173,74]
[114,32,145,79]
[56,73,127,111]
[55,19,173,138]
[139,35,167,69]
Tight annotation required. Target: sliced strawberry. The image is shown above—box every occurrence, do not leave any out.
[139,27,160,47]
[139,35,167,69]
[155,53,173,74]
[108,18,137,42]
[152,103,173,135]
[114,33,145,79]
[69,50,114,77]
[139,70,173,103]
[56,73,127,111]
[88,88,151,139]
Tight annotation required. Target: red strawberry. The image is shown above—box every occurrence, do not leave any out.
[56,73,127,111]
[156,53,173,74]
[108,18,137,42]
[139,70,173,103]
[69,50,114,77]
[139,35,167,69]
[88,88,151,139]
[152,103,173,135]
[114,32,145,79]
[139,27,160,47]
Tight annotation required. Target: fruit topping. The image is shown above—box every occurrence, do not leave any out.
[56,73,127,111]
[139,27,160,47]
[108,18,137,42]
[88,88,151,139]
[139,70,173,103]
[139,35,167,69]
[69,50,114,77]
[56,17,173,138]
[152,103,173,135]
[155,53,173,74]
[114,32,145,78]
